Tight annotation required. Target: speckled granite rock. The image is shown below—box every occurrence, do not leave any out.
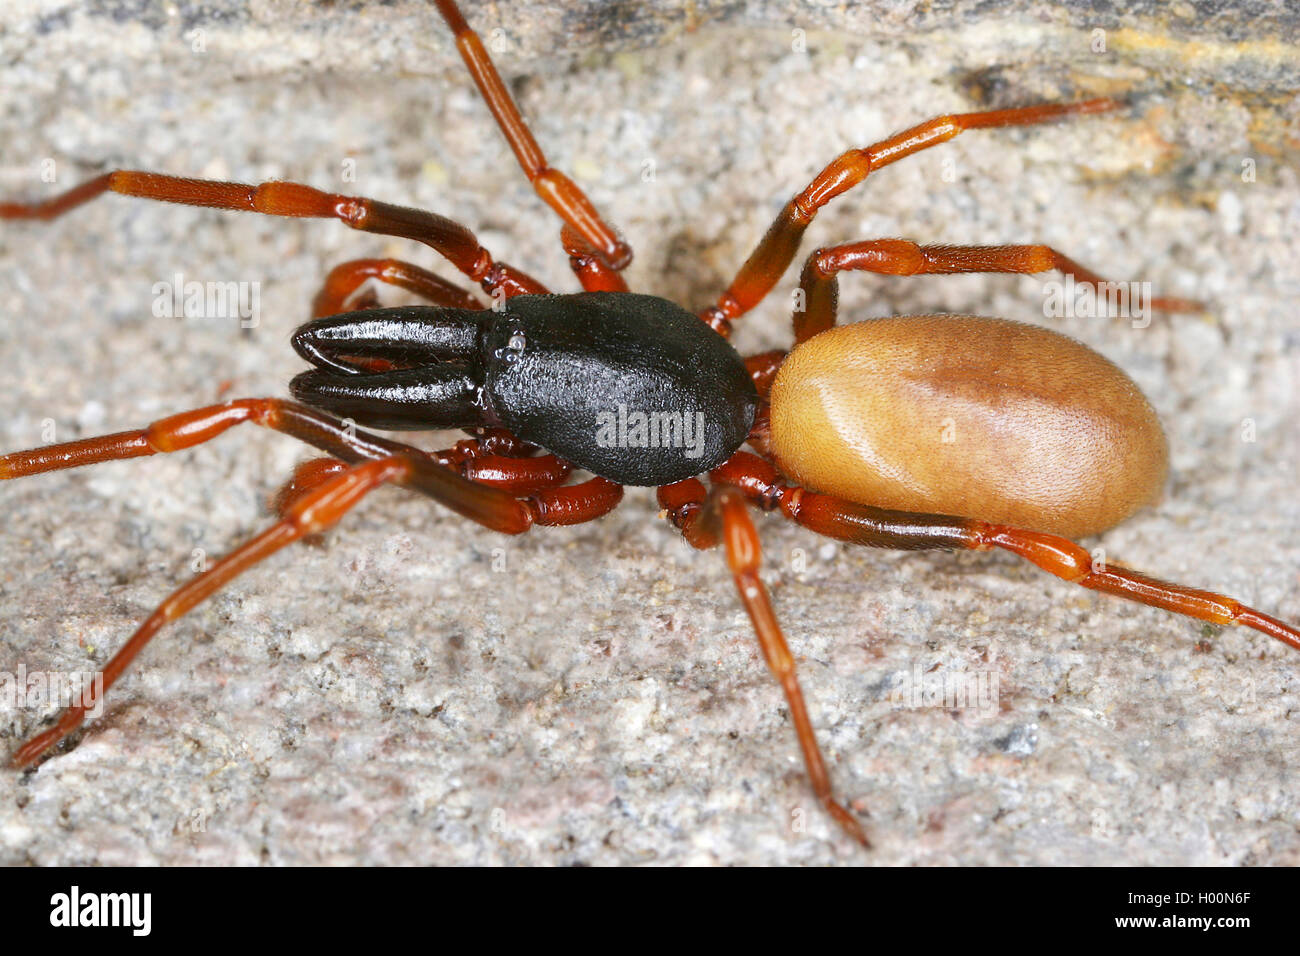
[0,0,1297,865]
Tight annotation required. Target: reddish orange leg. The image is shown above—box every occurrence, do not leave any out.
[737,348,787,460]
[561,225,630,293]
[272,457,352,517]
[744,352,786,398]
[433,0,631,271]
[711,451,1300,652]
[278,442,571,516]
[10,456,412,768]
[795,239,1202,343]
[740,359,782,457]
[972,528,1300,650]
[658,480,870,846]
[455,454,570,494]
[702,98,1118,336]
[0,398,538,533]
[312,258,483,318]
[274,453,610,523]
[0,170,548,300]
[443,427,539,460]
[429,428,579,497]
[6,407,621,767]
[0,400,610,539]
[11,453,620,768]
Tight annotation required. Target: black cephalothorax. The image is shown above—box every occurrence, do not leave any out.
[291,292,759,485]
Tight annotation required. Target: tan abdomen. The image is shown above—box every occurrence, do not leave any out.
[768,315,1168,538]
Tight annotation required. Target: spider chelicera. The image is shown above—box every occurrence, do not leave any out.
[2,0,1296,847]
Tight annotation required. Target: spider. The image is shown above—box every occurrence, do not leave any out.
[2,0,1296,849]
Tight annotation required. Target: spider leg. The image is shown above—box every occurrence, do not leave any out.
[744,352,786,398]
[0,398,539,532]
[561,225,629,293]
[0,171,548,300]
[6,407,622,767]
[9,456,411,768]
[794,239,1202,343]
[276,439,571,517]
[272,457,353,517]
[710,451,1300,652]
[10,453,621,768]
[702,98,1118,336]
[658,479,870,846]
[433,0,631,271]
[311,258,483,318]
[428,427,570,496]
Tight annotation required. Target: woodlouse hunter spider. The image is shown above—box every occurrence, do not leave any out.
[1,0,1296,851]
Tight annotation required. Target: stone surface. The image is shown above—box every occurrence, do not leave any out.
[0,0,1297,865]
